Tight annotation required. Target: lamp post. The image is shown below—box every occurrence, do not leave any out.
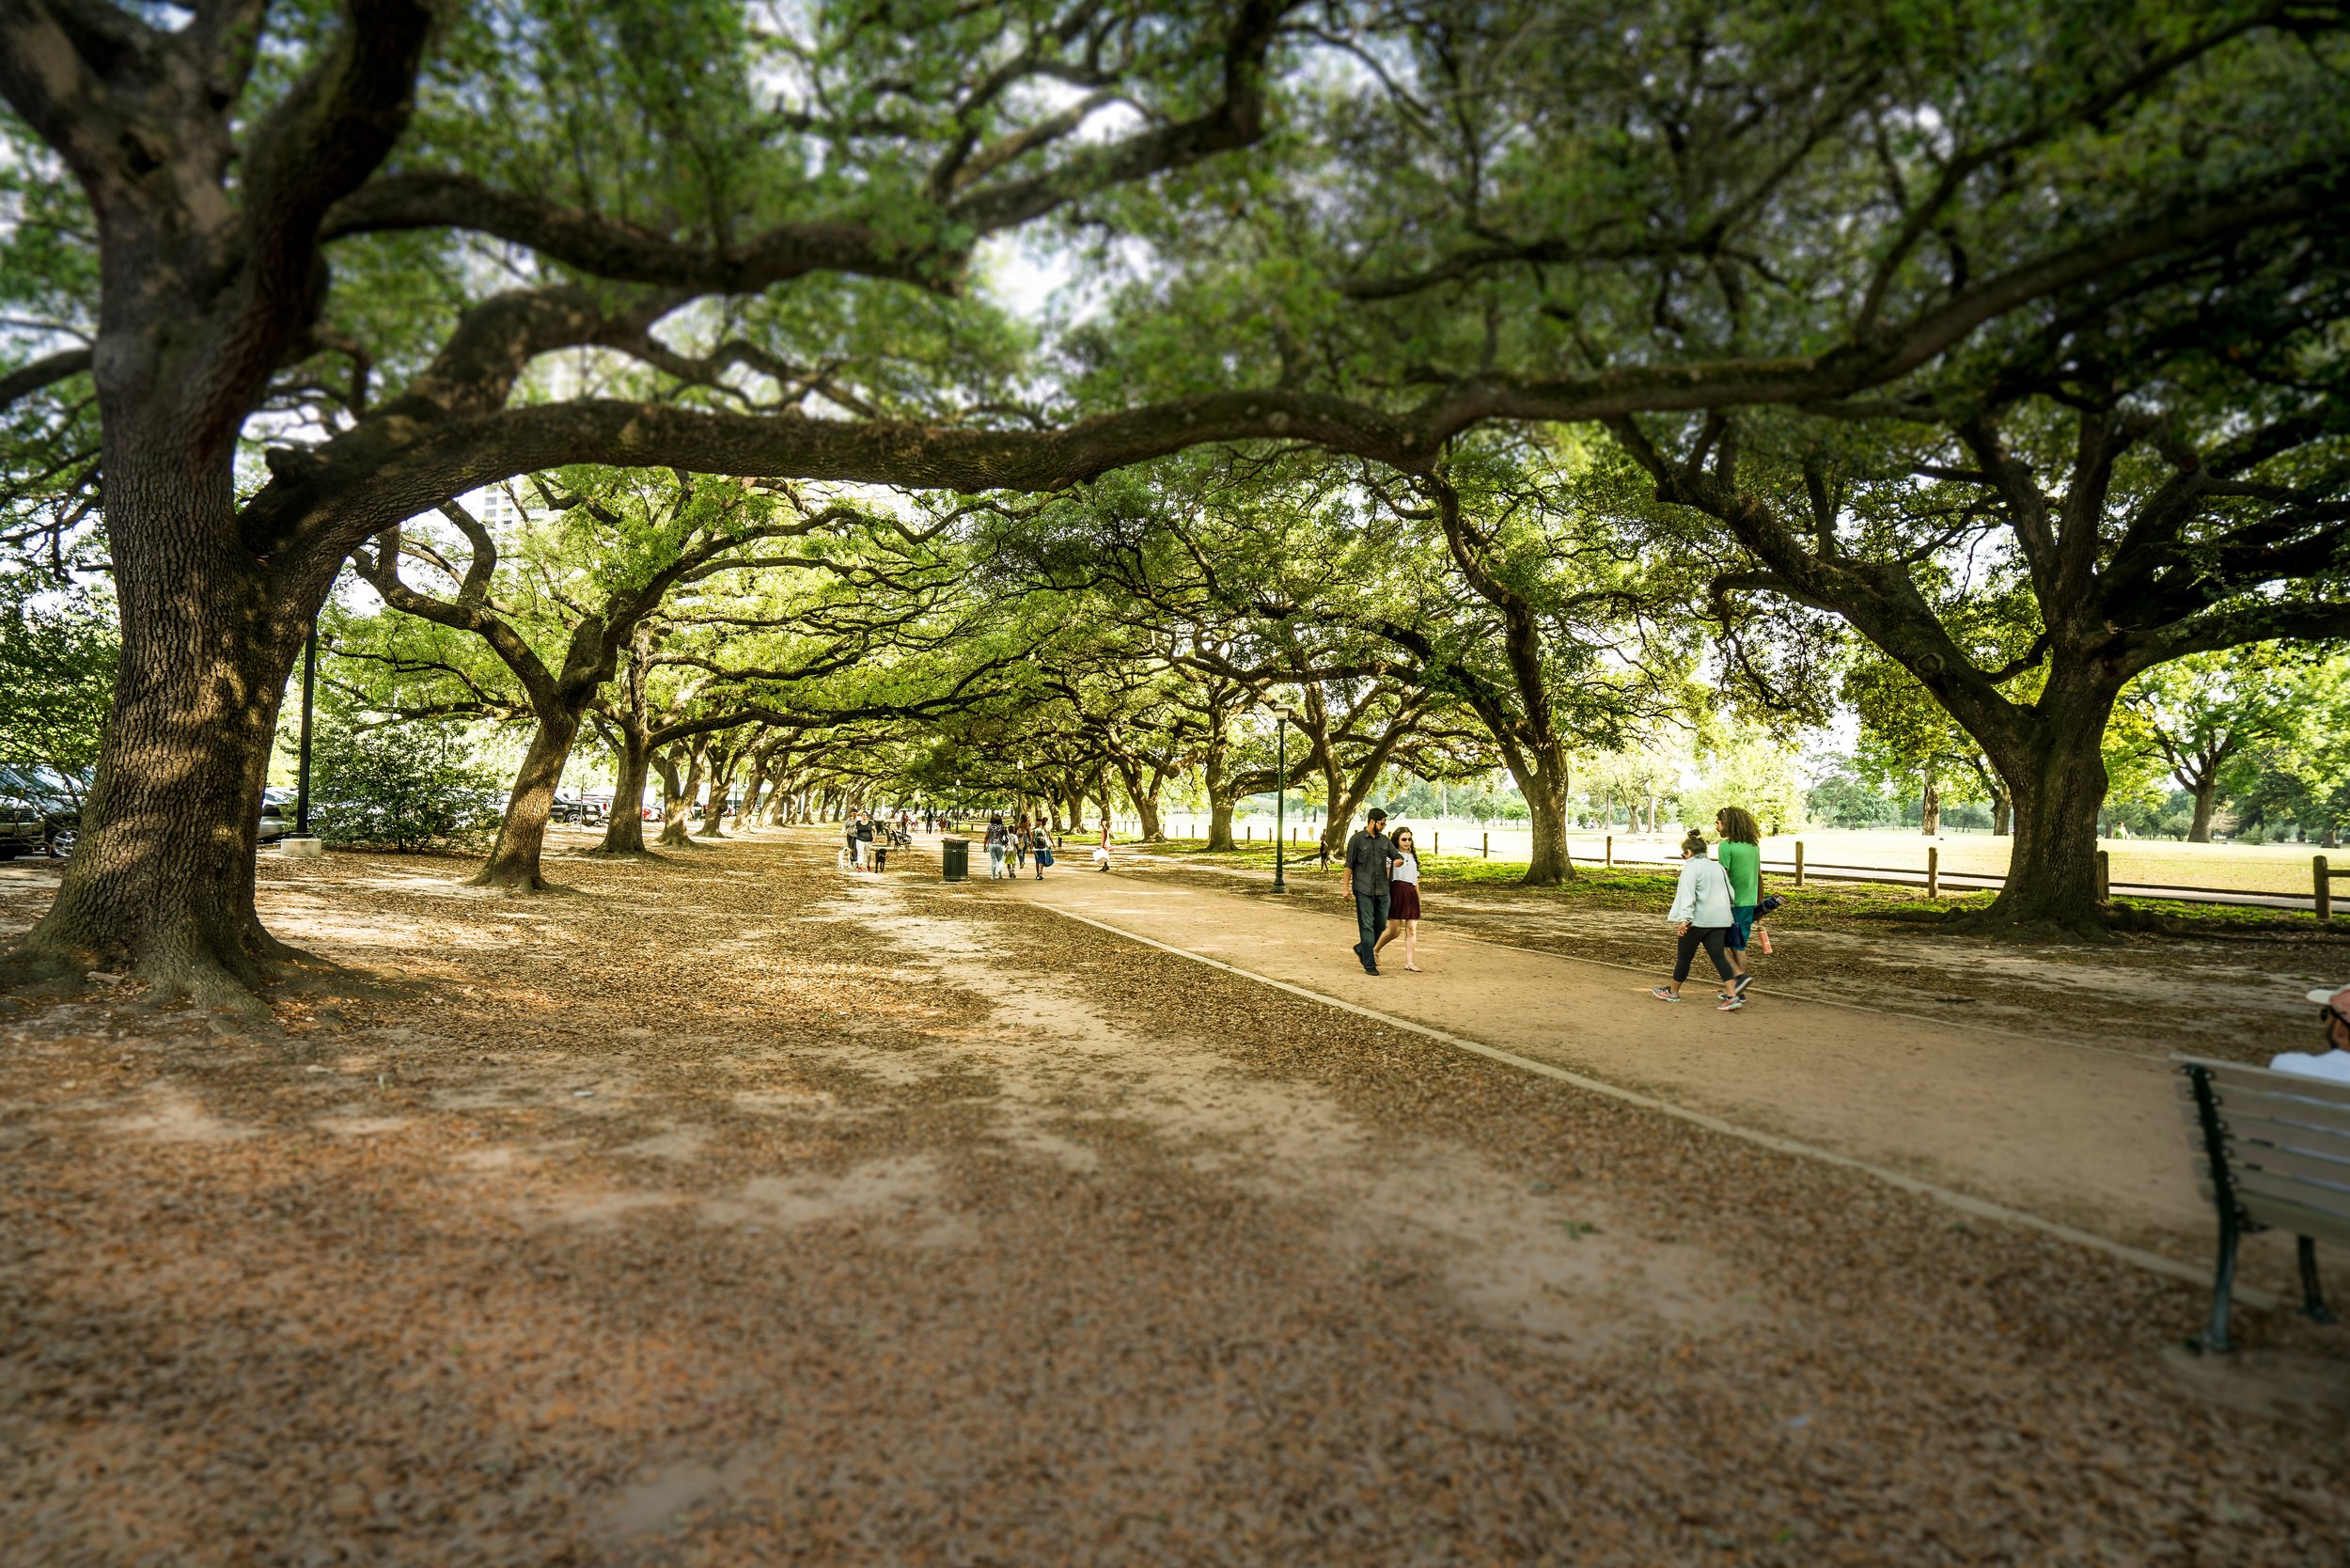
[1269,702,1294,895]
[294,622,317,834]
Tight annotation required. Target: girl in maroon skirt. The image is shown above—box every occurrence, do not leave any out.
[1377,827,1424,972]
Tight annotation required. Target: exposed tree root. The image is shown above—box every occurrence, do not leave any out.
[7,905,330,1019]
[0,945,96,999]
[1924,906,2125,944]
[466,864,573,895]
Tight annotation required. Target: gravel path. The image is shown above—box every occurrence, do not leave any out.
[2,832,2346,1565]
[985,843,2299,1281]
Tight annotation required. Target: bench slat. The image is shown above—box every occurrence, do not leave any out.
[2231,1164,2350,1222]
[2208,1087,2350,1140]
[2231,1143,2350,1190]
[2180,1058,2350,1105]
[2209,1107,2350,1160]
[2237,1188,2350,1250]
[2177,1074,2350,1140]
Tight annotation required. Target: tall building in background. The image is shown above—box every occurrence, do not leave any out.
[463,486,550,529]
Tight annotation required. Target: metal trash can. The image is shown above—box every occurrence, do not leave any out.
[940,838,969,882]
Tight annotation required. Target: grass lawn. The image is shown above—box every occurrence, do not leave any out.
[1157,824,2337,897]
[1121,836,2336,933]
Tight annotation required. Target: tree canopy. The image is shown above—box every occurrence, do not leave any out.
[4,0,2350,995]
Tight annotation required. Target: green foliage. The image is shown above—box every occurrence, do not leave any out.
[312,720,506,855]
[1806,770,1903,830]
[2230,654,2350,839]
[0,577,114,805]
[1683,732,1808,835]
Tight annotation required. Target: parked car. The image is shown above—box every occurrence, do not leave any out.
[258,802,290,844]
[0,799,44,860]
[41,806,78,858]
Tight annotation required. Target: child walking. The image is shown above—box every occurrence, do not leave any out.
[1653,830,1744,1011]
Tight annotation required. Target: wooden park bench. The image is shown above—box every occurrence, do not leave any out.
[2174,1057,2349,1351]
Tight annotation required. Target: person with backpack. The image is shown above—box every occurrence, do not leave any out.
[1031,822,1055,879]
[1653,829,1744,1011]
[1714,806,1762,996]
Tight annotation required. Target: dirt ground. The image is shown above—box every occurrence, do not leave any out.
[3,833,2347,1566]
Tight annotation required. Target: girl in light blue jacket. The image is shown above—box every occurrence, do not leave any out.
[1653,830,1744,1010]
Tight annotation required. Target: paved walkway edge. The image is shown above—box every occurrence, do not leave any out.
[1030,900,2278,1313]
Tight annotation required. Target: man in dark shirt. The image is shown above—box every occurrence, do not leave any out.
[1341,808,1402,975]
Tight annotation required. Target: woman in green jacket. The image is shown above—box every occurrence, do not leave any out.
[1715,807,1763,998]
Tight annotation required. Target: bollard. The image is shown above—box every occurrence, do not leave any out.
[1481,831,1489,859]
[2320,855,2333,920]
[2097,849,2110,904]
[1794,840,1805,888]
[1246,824,1252,842]
[1926,845,1938,899]
[1606,834,1613,868]
[1433,832,1439,856]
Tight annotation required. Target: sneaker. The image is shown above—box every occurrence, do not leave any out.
[1651,987,1681,1002]
[1717,996,1745,1011]
[1732,973,1753,998]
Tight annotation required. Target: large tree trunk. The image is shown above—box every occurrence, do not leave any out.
[1990,783,2013,837]
[12,438,326,1007]
[598,725,653,855]
[740,746,780,828]
[1133,787,1164,841]
[2188,775,2219,843]
[1518,767,1572,886]
[661,745,705,847]
[698,750,738,838]
[1202,731,1236,850]
[1206,792,1236,852]
[474,710,581,891]
[1977,678,2121,933]
[1919,771,1942,836]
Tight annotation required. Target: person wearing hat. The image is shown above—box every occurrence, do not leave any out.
[2271,985,2350,1085]
[1341,807,1403,976]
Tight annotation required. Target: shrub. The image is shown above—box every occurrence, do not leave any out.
[312,720,504,854]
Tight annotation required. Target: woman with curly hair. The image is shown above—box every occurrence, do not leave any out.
[1715,806,1763,995]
